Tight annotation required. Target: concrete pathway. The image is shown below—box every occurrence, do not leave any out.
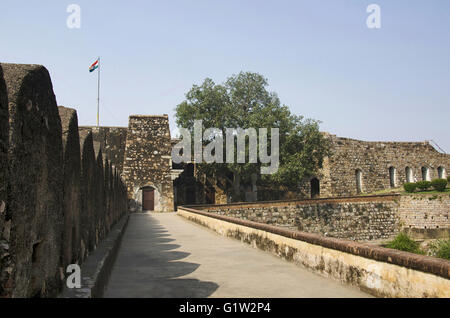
[104,213,370,298]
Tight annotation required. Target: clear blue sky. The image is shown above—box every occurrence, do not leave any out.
[1,1,449,151]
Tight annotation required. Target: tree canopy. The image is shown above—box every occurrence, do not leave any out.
[175,72,331,201]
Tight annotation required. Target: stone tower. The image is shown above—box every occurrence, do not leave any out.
[122,115,174,212]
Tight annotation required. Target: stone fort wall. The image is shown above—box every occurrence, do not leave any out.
[78,117,178,212]
[79,126,128,173]
[301,134,450,198]
[399,194,450,238]
[190,193,450,241]
[0,63,128,298]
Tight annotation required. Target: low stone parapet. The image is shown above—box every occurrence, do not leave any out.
[178,206,450,298]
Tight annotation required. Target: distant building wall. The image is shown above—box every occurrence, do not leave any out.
[301,135,450,198]
[399,194,450,239]
[2,63,64,297]
[58,106,82,268]
[198,195,401,241]
[0,65,11,298]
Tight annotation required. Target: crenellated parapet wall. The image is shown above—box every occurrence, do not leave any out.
[79,126,128,174]
[0,63,128,298]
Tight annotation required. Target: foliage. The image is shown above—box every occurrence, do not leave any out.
[385,233,423,254]
[403,182,417,193]
[415,181,432,191]
[175,72,331,201]
[428,239,450,260]
[430,179,448,192]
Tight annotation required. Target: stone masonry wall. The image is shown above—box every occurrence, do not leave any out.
[200,195,401,241]
[79,126,128,173]
[399,194,450,233]
[194,194,450,241]
[123,115,174,212]
[301,135,450,198]
[2,63,64,297]
[0,65,10,297]
[0,63,128,298]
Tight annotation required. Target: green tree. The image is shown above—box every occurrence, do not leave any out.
[175,72,331,201]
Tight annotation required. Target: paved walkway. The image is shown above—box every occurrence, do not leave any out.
[104,213,370,298]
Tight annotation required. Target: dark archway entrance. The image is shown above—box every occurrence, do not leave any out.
[142,187,155,211]
[310,178,320,198]
[186,187,196,205]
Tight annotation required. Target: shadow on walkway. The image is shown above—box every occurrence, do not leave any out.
[104,214,218,298]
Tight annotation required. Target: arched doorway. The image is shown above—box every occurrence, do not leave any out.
[355,169,363,194]
[438,166,446,179]
[389,167,396,188]
[142,187,155,211]
[405,167,413,183]
[310,178,320,198]
[421,166,430,181]
[206,187,216,204]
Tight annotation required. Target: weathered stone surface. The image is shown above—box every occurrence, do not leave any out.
[198,195,401,241]
[78,126,129,257]
[79,129,96,260]
[0,65,7,234]
[59,214,129,298]
[123,115,174,212]
[93,148,104,250]
[0,63,129,298]
[58,106,81,267]
[108,162,114,230]
[80,126,128,173]
[191,193,450,241]
[2,63,64,297]
[0,65,12,298]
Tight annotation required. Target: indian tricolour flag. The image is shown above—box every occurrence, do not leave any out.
[89,59,99,73]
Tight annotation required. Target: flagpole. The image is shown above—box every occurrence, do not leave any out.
[97,56,100,127]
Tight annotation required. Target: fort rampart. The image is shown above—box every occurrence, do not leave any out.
[0,63,128,298]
